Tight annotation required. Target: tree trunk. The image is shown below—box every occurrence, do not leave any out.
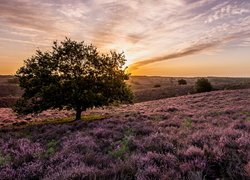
[75,109,82,120]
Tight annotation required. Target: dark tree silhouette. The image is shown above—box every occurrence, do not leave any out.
[195,78,213,93]
[13,38,133,120]
[178,79,187,85]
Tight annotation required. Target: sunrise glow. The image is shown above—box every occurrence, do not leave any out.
[0,0,250,76]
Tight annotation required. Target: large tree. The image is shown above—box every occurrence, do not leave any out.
[13,38,133,120]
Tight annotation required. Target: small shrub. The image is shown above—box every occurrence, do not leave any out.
[195,78,212,93]
[245,117,250,122]
[109,136,132,159]
[182,118,193,129]
[150,114,166,121]
[154,84,161,88]
[0,153,12,166]
[43,140,59,158]
[178,79,187,85]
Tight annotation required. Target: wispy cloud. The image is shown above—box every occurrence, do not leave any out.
[0,0,250,74]
[128,30,250,70]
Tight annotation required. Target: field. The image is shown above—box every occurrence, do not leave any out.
[0,89,249,179]
[129,76,250,102]
[1,75,250,107]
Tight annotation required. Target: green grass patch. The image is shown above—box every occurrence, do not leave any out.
[245,117,250,122]
[150,114,166,121]
[182,118,193,129]
[4,114,108,130]
[0,153,12,166]
[42,114,108,124]
[124,128,135,137]
[109,129,134,159]
[43,139,59,158]
[109,136,132,159]
[81,114,108,122]
[39,116,74,124]
[206,111,223,117]
[241,111,250,116]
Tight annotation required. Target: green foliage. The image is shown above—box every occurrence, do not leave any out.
[0,153,11,166]
[123,128,135,137]
[245,117,250,122]
[153,84,161,88]
[195,78,213,93]
[182,118,193,129]
[13,38,133,120]
[82,114,107,122]
[9,114,108,129]
[150,114,165,121]
[108,128,134,159]
[109,136,132,159]
[178,79,187,85]
[43,140,59,158]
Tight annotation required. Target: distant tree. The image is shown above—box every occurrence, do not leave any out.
[153,84,161,88]
[195,78,213,93]
[13,38,133,120]
[178,79,187,85]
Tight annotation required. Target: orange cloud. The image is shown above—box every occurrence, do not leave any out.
[128,31,250,72]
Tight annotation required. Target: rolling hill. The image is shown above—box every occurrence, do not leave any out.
[0,89,249,179]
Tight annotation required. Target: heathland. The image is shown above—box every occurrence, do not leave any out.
[0,75,249,178]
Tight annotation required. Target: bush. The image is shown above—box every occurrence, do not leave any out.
[178,79,187,85]
[154,84,161,88]
[195,78,212,93]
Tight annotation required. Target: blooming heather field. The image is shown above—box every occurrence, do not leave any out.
[0,89,250,179]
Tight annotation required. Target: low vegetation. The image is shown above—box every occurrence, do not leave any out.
[1,76,250,107]
[153,84,161,88]
[178,79,187,85]
[0,89,249,179]
[195,78,213,93]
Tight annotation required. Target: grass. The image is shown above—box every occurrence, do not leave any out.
[150,114,166,121]
[43,139,59,158]
[0,153,11,166]
[109,136,132,159]
[205,111,223,117]
[3,114,108,130]
[245,117,250,122]
[108,127,135,159]
[182,118,193,129]
[37,114,108,125]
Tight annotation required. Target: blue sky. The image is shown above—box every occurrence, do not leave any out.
[0,0,250,76]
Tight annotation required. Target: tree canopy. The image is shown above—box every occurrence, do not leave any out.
[13,38,133,120]
[195,78,213,93]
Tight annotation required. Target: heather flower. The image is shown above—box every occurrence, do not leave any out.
[43,164,98,180]
[184,146,204,157]
[140,133,174,153]
[244,162,250,177]
[0,138,43,166]
[62,133,98,153]
[90,127,113,139]
[16,161,44,179]
[136,165,160,180]
[0,89,249,179]
[0,165,16,180]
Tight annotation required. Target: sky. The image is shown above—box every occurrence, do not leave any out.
[0,0,250,76]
